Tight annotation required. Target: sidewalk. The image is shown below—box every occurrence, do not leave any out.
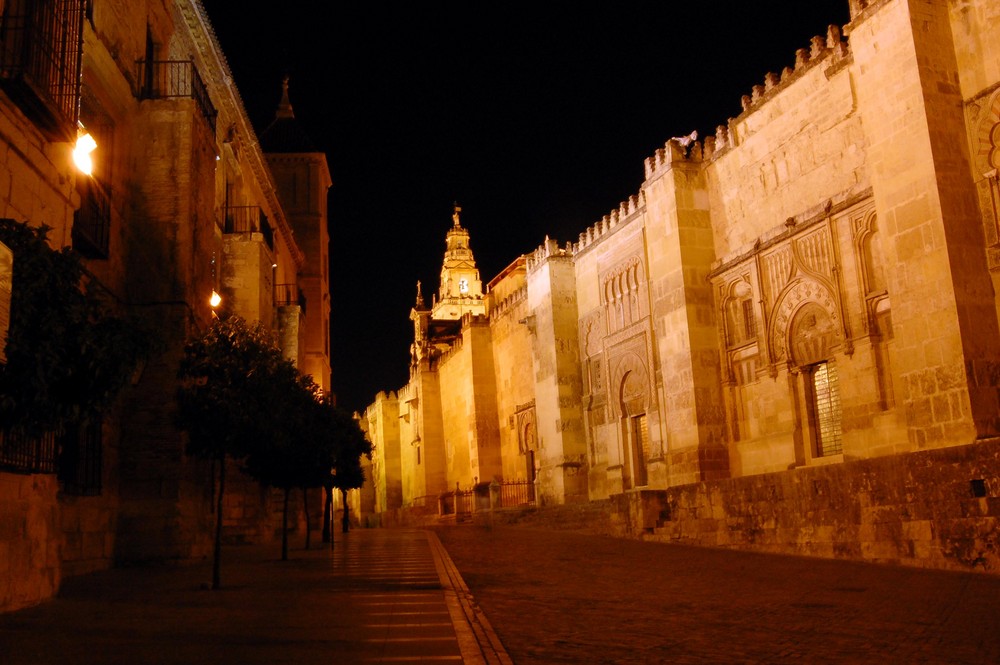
[0,528,509,665]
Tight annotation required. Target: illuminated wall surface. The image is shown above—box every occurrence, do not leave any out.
[0,0,331,611]
[364,1,1000,573]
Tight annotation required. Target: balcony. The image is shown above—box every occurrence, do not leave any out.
[72,176,110,258]
[0,0,87,141]
[223,205,273,251]
[274,283,306,313]
[135,59,217,133]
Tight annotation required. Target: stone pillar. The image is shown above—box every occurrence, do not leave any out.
[526,244,588,504]
[644,158,729,485]
[850,0,1000,446]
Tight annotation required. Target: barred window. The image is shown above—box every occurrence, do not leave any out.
[0,428,58,473]
[58,419,102,495]
[812,362,843,456]
[0,0,87,141]
[742,299,756,340]
[630,413,649,487]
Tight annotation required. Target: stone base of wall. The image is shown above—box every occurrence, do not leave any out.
[615,439,1000,574]
[0,473,60,612]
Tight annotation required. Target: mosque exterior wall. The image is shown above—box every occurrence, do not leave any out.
[367,0,1000,572]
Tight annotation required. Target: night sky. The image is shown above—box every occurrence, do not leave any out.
[200,1,851,413]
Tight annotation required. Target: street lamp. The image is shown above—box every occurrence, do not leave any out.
[72,128,97,175]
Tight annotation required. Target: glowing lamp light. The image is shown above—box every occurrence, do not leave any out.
[209,290,222,308]
[73,131,98,175]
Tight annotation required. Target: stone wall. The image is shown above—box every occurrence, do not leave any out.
[0,474,59,612]
[616,438,1000,574]
[488,272,535,484]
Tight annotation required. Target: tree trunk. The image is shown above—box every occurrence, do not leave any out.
[303,487,311,550]
[212,453,226,590]
[281,487,289,561]
[341,487,350,533]
[322,484,332,546]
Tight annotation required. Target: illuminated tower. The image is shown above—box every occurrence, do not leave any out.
[431,203,486,320]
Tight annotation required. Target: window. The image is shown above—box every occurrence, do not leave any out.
[742,299,756,339]
[58,419,102,495]
[0,0,87,140]
[811,362,843,456]
[0,428,57,473]
[72,174,110,257]
[630,414,649,487]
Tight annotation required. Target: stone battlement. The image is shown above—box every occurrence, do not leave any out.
[526,236,574,273]
[572,192,646,256]
[489,284,527,319]
[644,24,851,183]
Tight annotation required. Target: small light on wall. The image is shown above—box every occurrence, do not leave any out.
[272,263,277,269]
[210,290,222,308]
[73,129,97,175]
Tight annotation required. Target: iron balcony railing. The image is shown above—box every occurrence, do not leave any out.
[274,283,306,313]
[135,59,217,133]
[0,0,87,141]
[438,479,536,517]
[223,205,274,251]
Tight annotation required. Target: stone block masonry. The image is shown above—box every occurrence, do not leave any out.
[622,437,1000,574]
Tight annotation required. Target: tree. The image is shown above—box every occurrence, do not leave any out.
[0,219,151,438]
[329,408,371,534]
[175,315,290,589]
[241,370,326,561]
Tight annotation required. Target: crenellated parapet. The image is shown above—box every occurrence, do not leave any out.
[526,235,575,273]
[570,191,646,255]
[460,312,491,329]
[643,23,852,181]
[739,25,849,113]
[489,284,527,320]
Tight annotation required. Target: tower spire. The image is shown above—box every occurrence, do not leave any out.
[432,204,485,321]
[276,75,294,120]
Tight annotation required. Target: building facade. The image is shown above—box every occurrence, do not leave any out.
[364,0,1000,571]
[0,0,332,611]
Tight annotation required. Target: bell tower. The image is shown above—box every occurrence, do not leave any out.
[431,203,486,320]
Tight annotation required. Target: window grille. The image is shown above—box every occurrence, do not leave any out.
[742,299,756,339]
[631,414,649,486]
[0,0,86,141]
[813,362,843,456]
[58,419,102,495]
[0,428,58,473]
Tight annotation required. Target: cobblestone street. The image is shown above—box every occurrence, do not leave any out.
[433,525,1000,664]
[1,525,998,663]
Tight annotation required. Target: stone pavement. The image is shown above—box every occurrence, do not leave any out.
[0,528,509,664]
[432,525,1000,664]
[2,524,999,664]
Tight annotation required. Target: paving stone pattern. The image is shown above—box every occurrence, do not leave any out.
[0,529,470,664]
[433,525,1000,664]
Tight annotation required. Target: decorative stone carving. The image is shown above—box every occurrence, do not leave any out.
[610,349,650,418]
[770,279,841,364]
[789,301,839,366]
[516,406,538,454]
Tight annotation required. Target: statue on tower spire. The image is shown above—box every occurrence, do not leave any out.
[415,280,424,308]
[276,75,294,120]
[452,201,462,228]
